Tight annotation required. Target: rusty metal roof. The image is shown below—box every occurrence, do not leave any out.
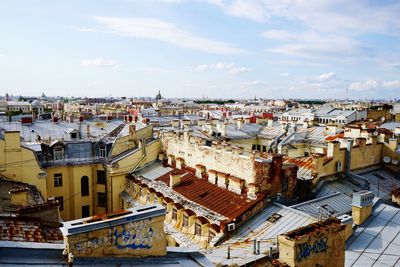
[283,156,316,180]
[0,217,63,243]
[155,168,263,220]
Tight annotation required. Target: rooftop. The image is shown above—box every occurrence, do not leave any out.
[346,202,400,266]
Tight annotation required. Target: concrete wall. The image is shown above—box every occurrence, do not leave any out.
[66,213,166,257]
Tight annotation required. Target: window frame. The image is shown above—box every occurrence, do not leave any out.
[81,176,89,196]
[195,222,202,236]
[54,173,63,187]
[97,192,106,208]
[172,207,178,221]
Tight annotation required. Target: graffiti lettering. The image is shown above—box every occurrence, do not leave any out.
[114,220,154,249]
[72,219,155,252]
[296,236,328,262]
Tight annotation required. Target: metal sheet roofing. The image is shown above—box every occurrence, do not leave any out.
[291,192,352,218]
[345,202,400,266]
[206,203,315,266]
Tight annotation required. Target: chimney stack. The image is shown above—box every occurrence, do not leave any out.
[170,171,182,188]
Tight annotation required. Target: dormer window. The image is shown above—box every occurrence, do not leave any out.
[70,132,77,139]
[54,146,64,160]
[99,145,107,158]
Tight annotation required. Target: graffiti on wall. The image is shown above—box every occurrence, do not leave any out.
[114,219,154,249]
[296,235,328,262]
[72,219,154,252]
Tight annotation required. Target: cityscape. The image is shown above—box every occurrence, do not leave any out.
[1,1,400,267]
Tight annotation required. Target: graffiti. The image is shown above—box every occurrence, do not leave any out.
[72,219,155,252]
[114,220,154,249]
[296,236,328,262]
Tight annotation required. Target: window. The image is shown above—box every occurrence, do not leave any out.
[70,132,77,139]
[195,222,202,236]
[82,205,90,217]
[183,214,189,227]
[54,173,63,187]
[53,146,64,160]
[97,192,106,208]
[97,170,106,184]
[172,208,178,220]
[99,146,106,158]
[55,196,64,211]
[267,213,282,223]
[81,176,89,196]
[252,144,256,151]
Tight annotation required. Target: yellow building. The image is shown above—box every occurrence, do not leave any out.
[0,120,161,221]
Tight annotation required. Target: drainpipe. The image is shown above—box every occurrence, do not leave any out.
[345,139,353,177]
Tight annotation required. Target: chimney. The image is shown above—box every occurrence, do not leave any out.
[221,122,227,137]
[237,119,243,129]
[389,138,398,151]
[170,171,181,188]
[195,164,205,178]
[129,124,136,137]
[86,125,90,137]
[345,139,353,177]
[352,190,374,225]
[327,141,340,158]
[171,119,180,128]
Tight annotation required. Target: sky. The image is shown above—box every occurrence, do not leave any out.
[0,0,399,99]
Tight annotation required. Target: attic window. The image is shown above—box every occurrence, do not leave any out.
[70,132,77,139]
[267,213,282,223]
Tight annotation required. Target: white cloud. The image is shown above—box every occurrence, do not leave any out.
[93,16,245,55]
[280,72,289,77]
[82,58,118,67]
[261,30,295,41]
[225,0,268,23]
[264,30,361,61]
[158,0,183,3]
[315,72,336,82]
[193,62,251,74]
[350,80,400,91]
[211,1,400,63]
[242,80,268,86]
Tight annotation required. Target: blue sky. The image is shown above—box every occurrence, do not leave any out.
[0,0,399,99]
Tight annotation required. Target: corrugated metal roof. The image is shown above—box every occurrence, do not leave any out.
[155,168,263,220]
[135,161,172,181]
[206,203,315,266]
[291,192,352,218]
[345,202,400,266]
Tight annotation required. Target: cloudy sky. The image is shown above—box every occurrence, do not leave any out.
[0,0,399,99]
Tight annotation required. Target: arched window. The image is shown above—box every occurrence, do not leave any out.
[81,176,89,196]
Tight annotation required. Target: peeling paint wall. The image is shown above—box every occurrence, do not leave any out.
[66,215,166,257]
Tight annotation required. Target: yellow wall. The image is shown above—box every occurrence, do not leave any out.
[66,214,166,257]
[352,204,372,225]
[0,132,47,198]
[108,140,161,212]
[46,164,106,220]
[278,220,345,267]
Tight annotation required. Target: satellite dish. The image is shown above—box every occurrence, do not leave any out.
[383,156,391,164]
[373,131,379,136]
[392,159,399,165]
